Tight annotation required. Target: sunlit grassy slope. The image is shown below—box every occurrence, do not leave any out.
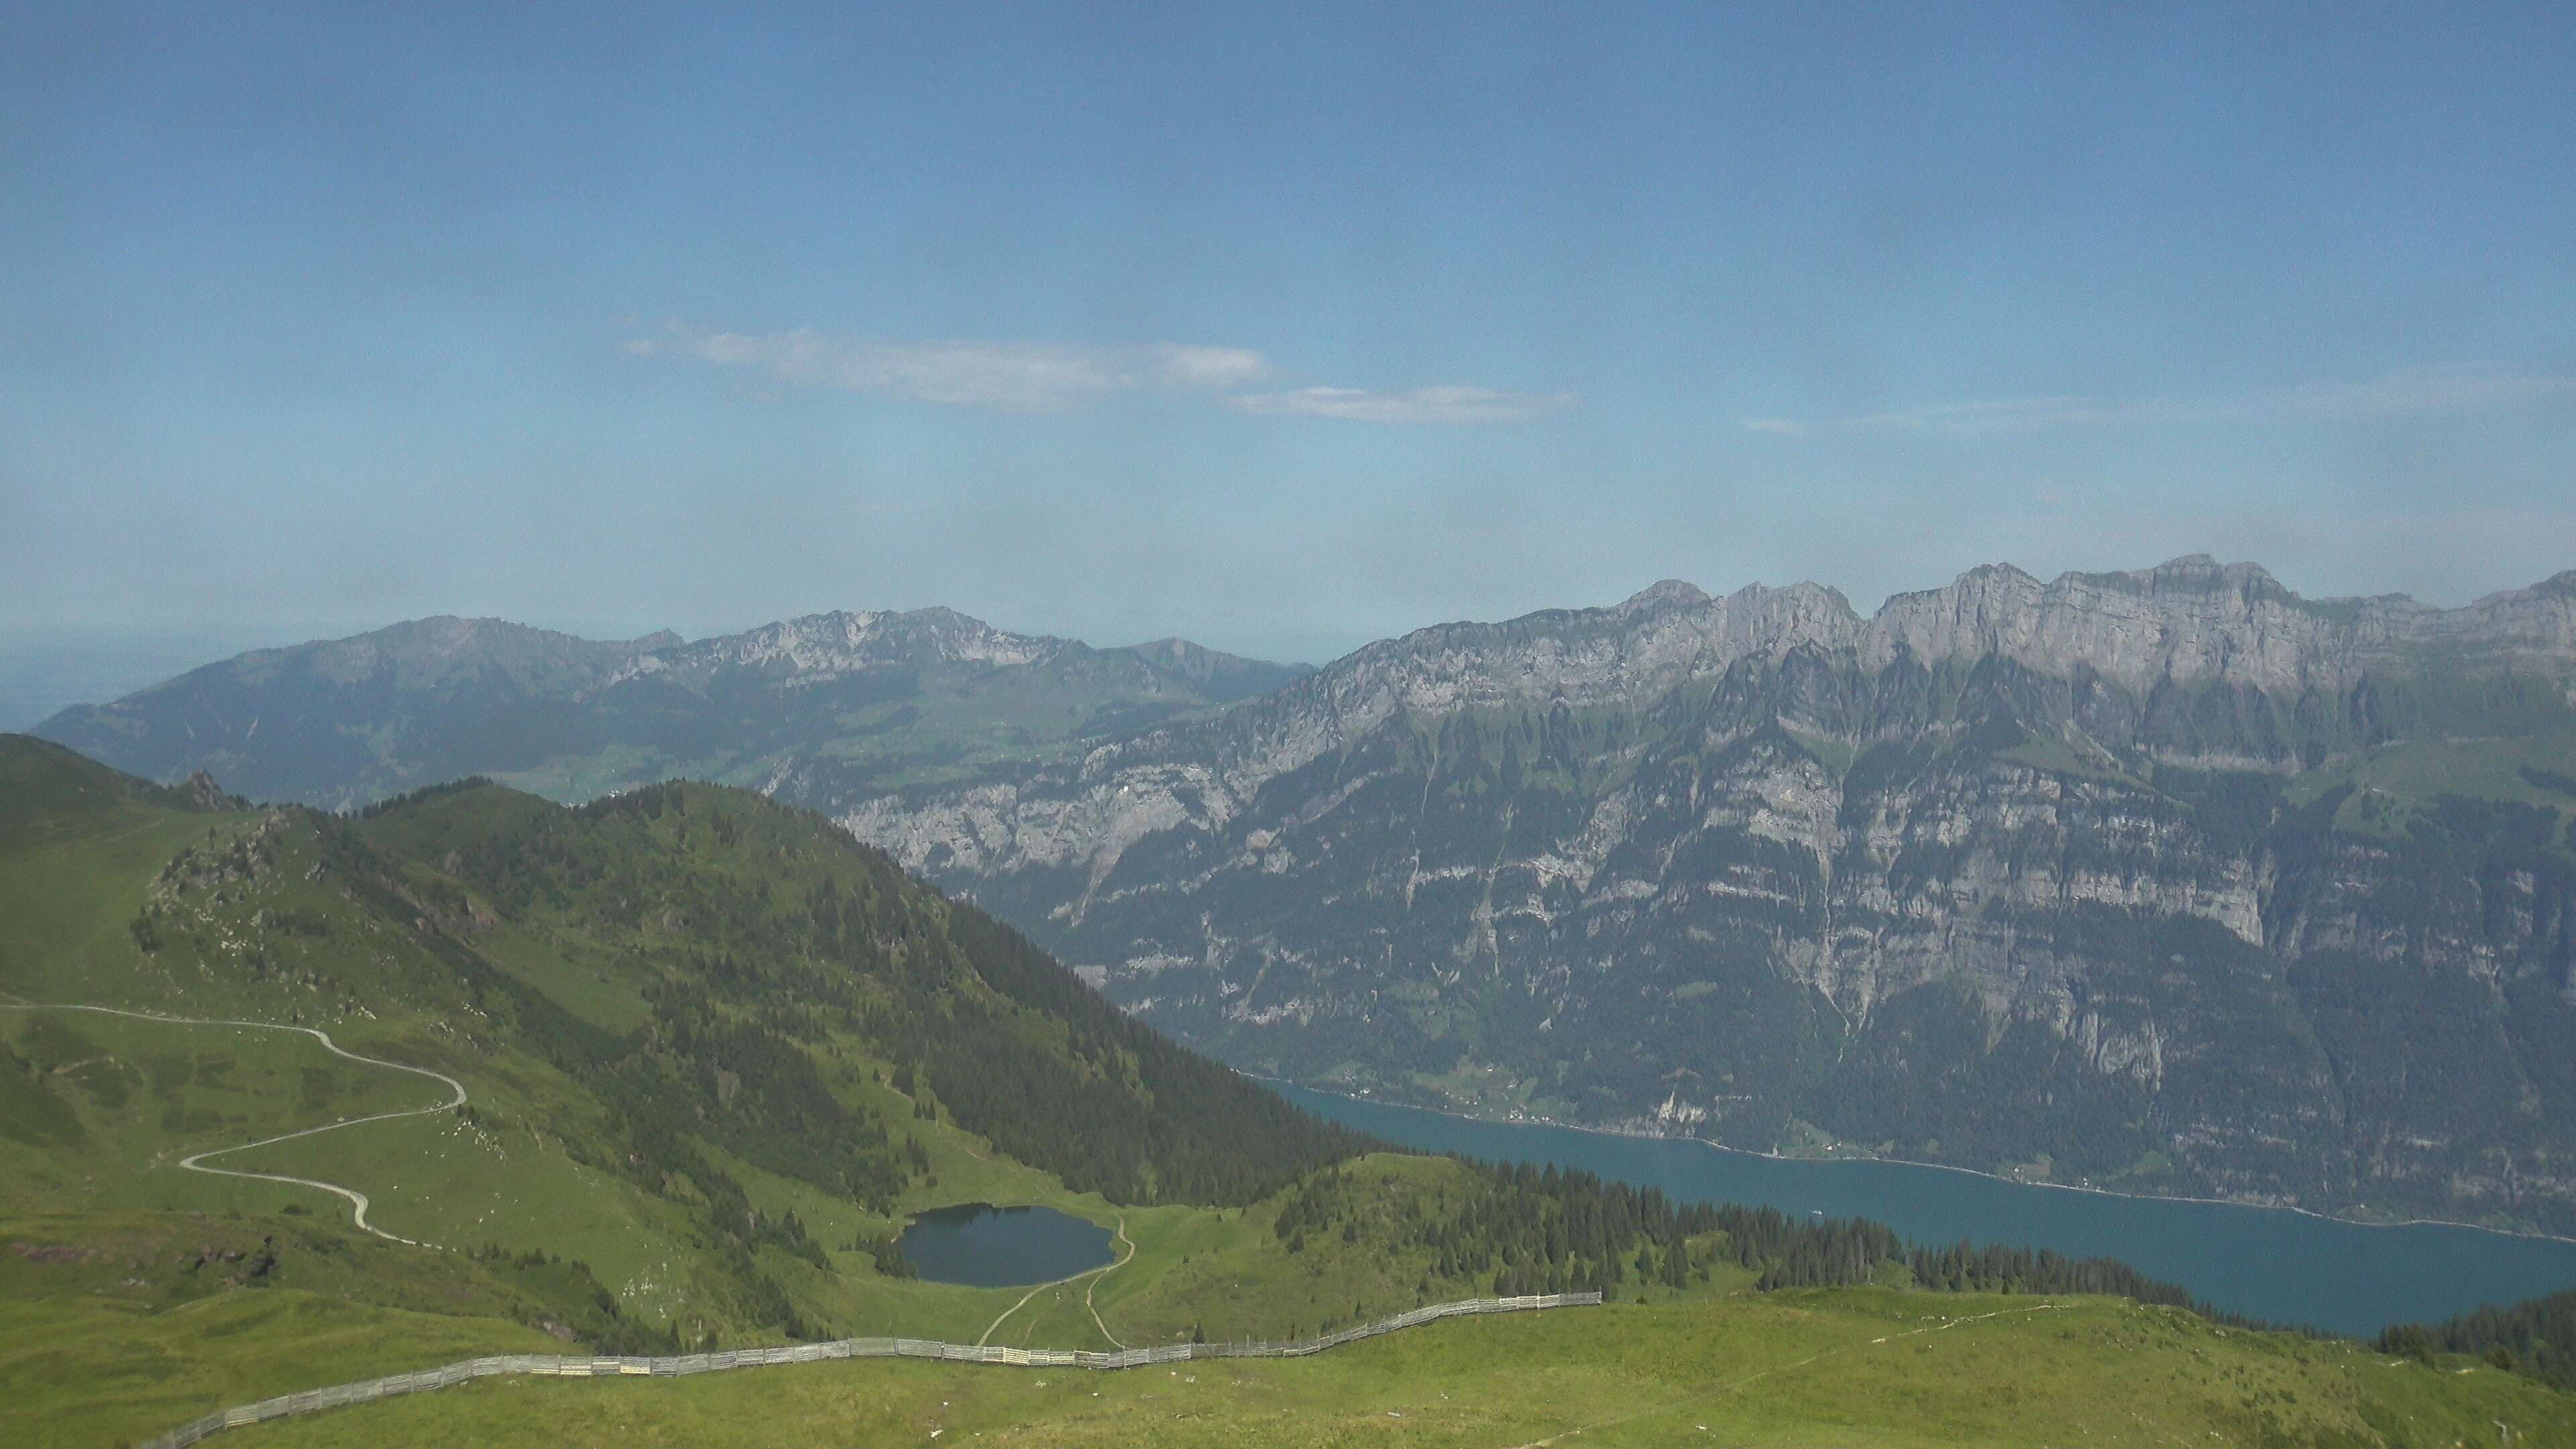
[224,1290,2576,1449]
[1,734,1364,1342]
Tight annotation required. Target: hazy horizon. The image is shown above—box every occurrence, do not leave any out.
[7,5,2572,714]
[11,545,2571,733]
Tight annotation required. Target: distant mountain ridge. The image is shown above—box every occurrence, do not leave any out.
[830,556,2576,1234]
[31,558,2576,1232]
[35,608,1309,810]
[1111,555,2576,743]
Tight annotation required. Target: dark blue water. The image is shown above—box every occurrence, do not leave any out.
[897,1203,1114,1287]
[1279,1084,2576,1338]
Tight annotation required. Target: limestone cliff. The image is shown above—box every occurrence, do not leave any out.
[837,559,2576,1232]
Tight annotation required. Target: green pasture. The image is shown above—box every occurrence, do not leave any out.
[208,1290,2576,1449]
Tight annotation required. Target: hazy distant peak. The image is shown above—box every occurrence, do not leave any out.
[158,615,665,694]
[2063,555,2287,598]
[648,606,1062,680]
[1743,578,1862,618]
[1128,636,1240,671]
[1116,637,1310,704]
[1620,578,1712,611]
[593,606,1310,710]
[2496,568,2576,602]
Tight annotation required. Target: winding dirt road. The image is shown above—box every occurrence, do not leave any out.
[0,1002,466,1247]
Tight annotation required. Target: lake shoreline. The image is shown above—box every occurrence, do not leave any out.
[1259,1075,2576,1249]
[898,1201,1116,1289]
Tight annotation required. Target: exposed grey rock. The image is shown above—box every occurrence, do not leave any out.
[839,559,2576,1232]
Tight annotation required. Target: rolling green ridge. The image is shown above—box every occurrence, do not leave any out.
[1,733,1361,1347]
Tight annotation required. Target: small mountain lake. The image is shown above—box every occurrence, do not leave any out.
[897,1203,1114,1287]
[1277,1083,2576,1338]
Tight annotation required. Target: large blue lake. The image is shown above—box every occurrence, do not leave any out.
[1278,1083,2576,1338]
[898,1203,1113,1287]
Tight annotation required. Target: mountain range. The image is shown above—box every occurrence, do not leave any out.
[34,611,1306,812]
[10,733,2557,1444]
[34,557,2576,1232]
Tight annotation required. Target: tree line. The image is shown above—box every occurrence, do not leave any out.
[1278,1157,2289,1328]
[2379,1286,2576,1390]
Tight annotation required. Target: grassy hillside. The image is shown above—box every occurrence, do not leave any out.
[217,1291,2576,1449]
[7,733,2568,1446]
[0,735,1360,1352]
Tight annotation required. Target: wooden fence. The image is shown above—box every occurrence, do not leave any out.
[142,1291,1601,1447]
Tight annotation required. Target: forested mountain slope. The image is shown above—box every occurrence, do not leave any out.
[34,609,1305,810]
[0,734,1354,1348]
[838,557,2576,1232]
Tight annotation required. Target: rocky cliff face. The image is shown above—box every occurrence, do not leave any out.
[839,559,2576,1232]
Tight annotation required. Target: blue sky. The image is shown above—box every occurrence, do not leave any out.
[3,1,2572,688]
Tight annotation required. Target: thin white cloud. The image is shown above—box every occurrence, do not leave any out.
[1144,344,1271,389]
[1743,364,2576,437]
[1226,384,1578,425]
[627,327,1273,413]
[631,325,1570,423]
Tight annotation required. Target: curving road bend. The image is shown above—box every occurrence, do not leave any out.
[0,1002,466,1248]
[977,1213,1136,1349]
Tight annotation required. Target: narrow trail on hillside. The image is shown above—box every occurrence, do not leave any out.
[0,1002,466,1247]
[976,1214,1134,1349]
[1497,1299,2069,1448]
[1084,1218,1135,1349]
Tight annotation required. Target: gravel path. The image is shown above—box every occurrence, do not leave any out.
[0,1002,466,1247]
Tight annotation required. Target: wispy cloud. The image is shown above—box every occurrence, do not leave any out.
[1742,364,2576,438]
[1225,385,1578,425]
[627,327,1271,413]
[630,325,1575,423]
